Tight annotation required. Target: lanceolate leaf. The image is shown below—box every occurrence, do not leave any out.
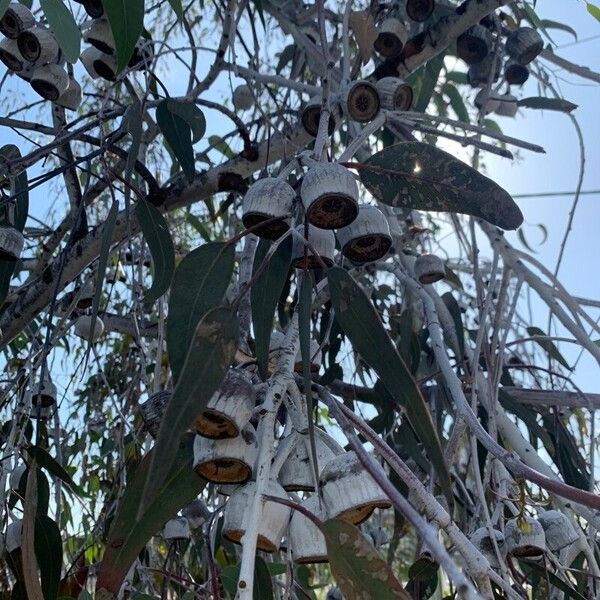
[526,326,571,370]
[251,237,293,379]
[25,445,79,494]
[167,242,235,381]
[102,0,145,73]
[156,100,196,182]
[352,142,523,230]
[167,0,183,20]
[415,53,445,112]
[322,519,410,599]
[517,97,578,113]
[328,267,452,506]
[39,0,81,63]
[135,199,175,307]
[97,433,206,594]
[34,515,63,600]
[167,101,206,142]
[540,19,578,40]
[141,306,238,511]
[521,560,587,600]
[441,82,469,123]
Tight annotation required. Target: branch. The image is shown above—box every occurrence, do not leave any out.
[540,48,600,84]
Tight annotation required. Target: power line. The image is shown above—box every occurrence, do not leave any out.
[512,189,600,199]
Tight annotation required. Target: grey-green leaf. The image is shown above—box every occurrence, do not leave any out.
[39,0,81,63]
[517,97,578,113]
[526,326,571,370]
[102,0,144,73]
[353,142,523,230]
[167,101,206,142]
[167,242,235,382]
[327,267,453,507]
[135,199,175,307]
[141,306,238,512]
[156,99,196,182]
[251,237,292,379]
[167,0,183,20]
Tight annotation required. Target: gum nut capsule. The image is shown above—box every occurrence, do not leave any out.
[289,495,328,563]
[194,369,255,439]
[30,64,69,102]
[537,510,579,552]
[241,177,296,240]
[232,84,254,111]
[504,59,529,85]
[291,224,336,269]
[162,516,191,540]
[456,24,492,65]
[31,371,57,407]
[414,253,445,284]
[300,95,339,138]
[182,499,211,530]
[495,93,518,117]
[342,80,381,123]
[192,426,258,484]
[375,76,413,112]
[0,3,35,39]
[76,279,95,309]
[222,480,291,552]
[278,429,342,492]
[505,27,543,66]
[0,38,27,72]
[17,26,61,64]
[56,76,82,111]
[293,337,322,374]
[0,226,25,261]
[139,390,171,439]
[505,516,546,558]
[84,19,115,55]
[73,315,105,341]
[301,162,359,230]
[405,0,435,22]
[80,46,117,81]
[5,520,22,553]
[470,527,506,569]
[336,205,392,263]
[320,451,391,525]
[374,18,408,58]
[474,89,501,115]
[467,53,501,87]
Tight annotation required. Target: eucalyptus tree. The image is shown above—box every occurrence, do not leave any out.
[0,0,599,598]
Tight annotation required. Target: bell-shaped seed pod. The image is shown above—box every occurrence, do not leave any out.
[405,0,435,22]
[31,370,57,408]
[17,27,61,64]
[456,24,493,65]
[182,499,211,530]
[537,510,578,552]
[414,253,445,284]
[505,27,543,66]
[278,429,343,492]
[242,178,296,240]
[56,76,82,111]
[320,451,391,525]
[162,516,191,541]
[300,95,339,138]
[139,390,171,439]
[76,279,95,310]
[342,80,380,123]
[289,495,328,564]
[375,77,413,112]
[0,37,27,72]
[232,84,254,111]
[0,226,25,261]
[495,93,518,117]
[293,337,322,374]
[80,46,117,81]
[83,18,115,55]
[193,427,258,484]
[73,315,105,341]
[505,516,546,557]
[374,18,408,58]
[474,89,501,115]
[0,3,35,39]
[5,520,22,553]
[30,64,69,101]
[194,369,255,439]
[292,224,336,269]
[30,402,54,420]
[10,464,27,490]
[337,205,392,264]
[467,53,501,87]
[504,59,529,86]
[222,480,291,552]
[301,162,359,230]
[470,527,506,569]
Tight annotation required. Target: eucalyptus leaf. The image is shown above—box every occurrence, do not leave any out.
[39,0,81,63]
[102,0,145,72]
[526,326,571,370]
[167,0,183,20]
[517,97,578,113]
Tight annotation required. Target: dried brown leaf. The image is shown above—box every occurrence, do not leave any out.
[349,10,378,64]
